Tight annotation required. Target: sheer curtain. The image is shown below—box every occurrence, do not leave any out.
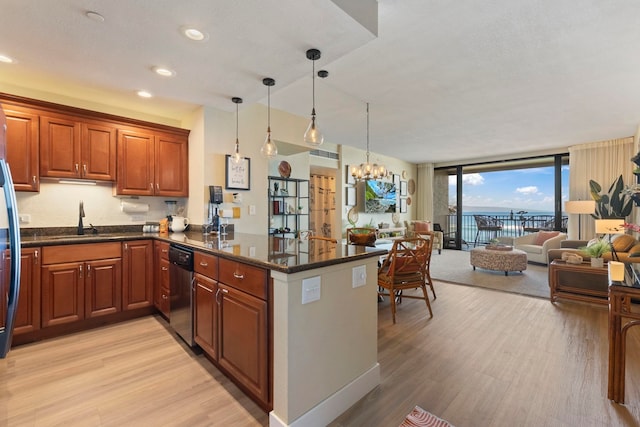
[568,137,634,239]
[416,163,434,221]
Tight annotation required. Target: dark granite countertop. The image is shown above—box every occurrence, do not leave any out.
[20,228,386,274]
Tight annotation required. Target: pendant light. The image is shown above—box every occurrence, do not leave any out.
[231,97,243,164]
[351,103,386,181]
[260,77,278,158]
[303,48,324,147]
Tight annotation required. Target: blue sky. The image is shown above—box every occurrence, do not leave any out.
[448,166,570,212]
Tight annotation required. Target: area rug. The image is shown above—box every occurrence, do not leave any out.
[399,406,454,427]
[429,248,550,299]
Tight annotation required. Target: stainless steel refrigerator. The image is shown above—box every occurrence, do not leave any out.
[0,105,22,358]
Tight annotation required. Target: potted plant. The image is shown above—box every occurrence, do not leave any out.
[580,239,611,268]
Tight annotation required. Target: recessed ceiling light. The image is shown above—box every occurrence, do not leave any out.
[153,66,175,77]
[137,90,152,98]
[0,54,14,64]
[86,11,105,22]
[181,26,209,41]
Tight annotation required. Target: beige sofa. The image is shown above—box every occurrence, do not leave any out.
[404,220,443,254]
[513,231,567,264]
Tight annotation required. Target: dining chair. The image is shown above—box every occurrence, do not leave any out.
[377,237,433,323]
[473,215,503,247]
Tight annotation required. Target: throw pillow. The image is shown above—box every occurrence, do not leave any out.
[413,221,430,233]
[534,231,560,245]
[612,234,637,252]
[628,243,640,258]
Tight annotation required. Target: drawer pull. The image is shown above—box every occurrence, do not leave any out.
[233,272,244,280]
[199,261,208,267]
[161,249,168,253]
[162,294,168,300]
[161,266,168,271]
[197,283,213,293]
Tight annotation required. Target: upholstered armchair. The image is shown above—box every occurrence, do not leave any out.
[404,220,443,254]
[513,231,567,264]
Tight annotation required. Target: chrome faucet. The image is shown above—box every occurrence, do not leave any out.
[78,200,85,235]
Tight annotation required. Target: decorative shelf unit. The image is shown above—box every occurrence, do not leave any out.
[268,176,309,237]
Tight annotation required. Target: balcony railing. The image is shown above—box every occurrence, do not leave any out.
[443,214,568,248]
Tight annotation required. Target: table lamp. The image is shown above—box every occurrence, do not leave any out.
[595,218,625,261]
[564,200,596,239]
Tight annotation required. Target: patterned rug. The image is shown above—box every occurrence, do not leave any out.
[399,406,454,427]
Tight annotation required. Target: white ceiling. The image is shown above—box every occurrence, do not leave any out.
[1,0,640,164]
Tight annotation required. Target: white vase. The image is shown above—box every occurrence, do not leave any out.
[590,257,604,268]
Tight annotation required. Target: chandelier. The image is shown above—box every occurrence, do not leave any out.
[351,103,386,181]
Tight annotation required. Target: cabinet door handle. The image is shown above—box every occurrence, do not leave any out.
[34,250,38,265]
[124,243,128,251]
[86,264,91,278]
[162,294,168,300]
[156,183,159,191]
[199,261,208,267]
[82,164,87,176]
[233,271,244,280]
[32,175,36,184]
[215,288,220,304]
[79,264,83,279]
[197,283,213,293]
[75,163,79,174]
[150,183,153,190]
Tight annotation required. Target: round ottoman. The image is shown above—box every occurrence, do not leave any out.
[470,247,527,276]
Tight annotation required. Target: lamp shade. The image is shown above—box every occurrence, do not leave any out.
[564,200,595,214]
[595,218,624,234]
[609,261,626,282]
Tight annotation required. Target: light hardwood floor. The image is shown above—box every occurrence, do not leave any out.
[1,283,639,427]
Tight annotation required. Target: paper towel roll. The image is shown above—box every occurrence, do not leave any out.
[121,201,150,213]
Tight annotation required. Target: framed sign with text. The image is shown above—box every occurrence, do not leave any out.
[225,155,251,190]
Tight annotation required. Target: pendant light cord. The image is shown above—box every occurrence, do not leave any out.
[268,84,271,129]
[312,59,316,114]
[236,102,239,142]
[366,102,370,162]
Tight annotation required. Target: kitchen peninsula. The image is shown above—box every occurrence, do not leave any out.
[18,230,385,427]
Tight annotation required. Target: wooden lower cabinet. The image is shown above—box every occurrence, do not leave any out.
[154,241,170,318]
[122,240,153,310]
[41,257,121,327]
[2,248,41,334]
[194,273,217,358]
[218,282,269,406]
[41,243,122,327]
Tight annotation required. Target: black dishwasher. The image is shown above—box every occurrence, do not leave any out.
[169,244,195,347]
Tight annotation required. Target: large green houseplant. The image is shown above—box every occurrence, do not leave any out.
[589,175,633,219]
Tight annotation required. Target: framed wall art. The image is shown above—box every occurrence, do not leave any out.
[346,186,357,206]
[400,180,407,196]
[400,198,407,213]
[225,155,251,190]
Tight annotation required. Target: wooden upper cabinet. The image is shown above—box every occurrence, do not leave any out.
[116,127,188,196]
[81,122,117,180]
[116,128,155,196]
[40,114,116,181]
[3,106,40,192]
[155,132,188,197]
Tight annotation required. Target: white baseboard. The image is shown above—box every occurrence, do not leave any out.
[269,363,380,427]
